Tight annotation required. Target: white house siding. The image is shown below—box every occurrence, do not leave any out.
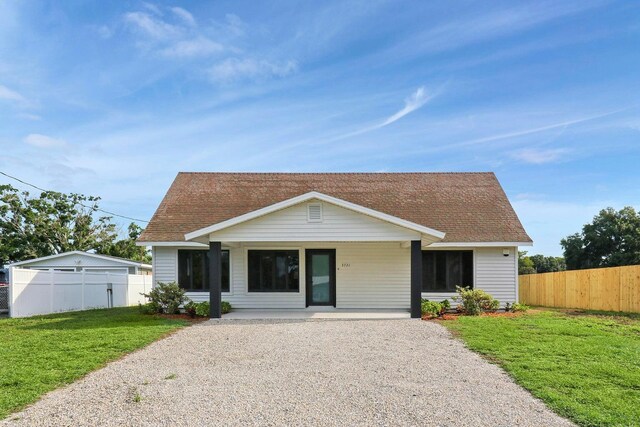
[152,242,411,309]
[208,200,421,242]
[420,247,518,305]
[152,246,180,284]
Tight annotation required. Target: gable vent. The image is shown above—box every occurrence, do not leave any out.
[307,203,323,222]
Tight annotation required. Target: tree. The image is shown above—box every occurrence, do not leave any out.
[529,254,566,273]
[0,184,117,263]
[100,223,151,263]
[518,251,566,274]
[561,206,640,270]
[518,251,536,275]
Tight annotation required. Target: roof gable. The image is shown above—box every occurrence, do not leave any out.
[138,172,532,244]
[185,192,445,242]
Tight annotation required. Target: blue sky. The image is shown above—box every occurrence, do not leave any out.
[1,0,639,255]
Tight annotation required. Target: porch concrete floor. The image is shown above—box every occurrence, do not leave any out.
[222,308,411,319]
[1,319,574,427]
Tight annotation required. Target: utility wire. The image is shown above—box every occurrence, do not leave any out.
[0,170,149,223]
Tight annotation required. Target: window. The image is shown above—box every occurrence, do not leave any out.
[177,250,230,292]
[422,250,473,292]
[248,250,299,292]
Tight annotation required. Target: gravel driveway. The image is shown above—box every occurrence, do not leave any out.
[2,319,573,427]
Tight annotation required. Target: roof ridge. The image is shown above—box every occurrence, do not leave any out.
[177,171,495,175]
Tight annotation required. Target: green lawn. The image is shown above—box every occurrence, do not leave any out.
[0,307,188,419]
[444,309,640,427]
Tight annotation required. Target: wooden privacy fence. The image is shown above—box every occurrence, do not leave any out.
[519,265,640,313]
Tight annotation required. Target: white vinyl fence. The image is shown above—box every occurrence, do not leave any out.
[8,267,152,318]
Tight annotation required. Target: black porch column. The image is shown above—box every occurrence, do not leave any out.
[410,240,422,318]
[209,241,222,318]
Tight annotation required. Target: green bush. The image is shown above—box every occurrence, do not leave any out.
[184,300,197,317]
[141,282,187,314]
[221,301,232,314]
[421,299,442,317]
[138,302,159,315]
[181,301,232,317]
[510,302,530,312]
[421,299,451,318]
[453,286,500,315]
[195,301,210,317]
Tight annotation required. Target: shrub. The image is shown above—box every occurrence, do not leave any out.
[421,299,442,318]
[510,303,530,312]
[421,299,451,318]
[184,300,197,318]
[195,301,210,317]
[221,301,232,314]
[453,286,500,316]
[141,282,187,314]
[138,302,159,315]
[183,301,232,317]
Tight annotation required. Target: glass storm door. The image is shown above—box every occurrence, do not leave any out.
[305,249,336,306]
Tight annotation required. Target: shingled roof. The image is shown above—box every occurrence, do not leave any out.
[138,172,531,244]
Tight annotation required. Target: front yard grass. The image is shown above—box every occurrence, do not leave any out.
[443,308,640,427]
[0,307,188,419]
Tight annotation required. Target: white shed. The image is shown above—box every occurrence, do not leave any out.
[9,251,152,275]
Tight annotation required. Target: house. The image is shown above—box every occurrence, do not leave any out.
[137,172,532,318]
[9,251,152,275]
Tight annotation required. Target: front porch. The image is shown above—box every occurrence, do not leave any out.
[201,240,424,319]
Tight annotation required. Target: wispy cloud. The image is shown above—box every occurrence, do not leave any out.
[17,113,41,121]
[161,36,224,58]
[124,11,182,40]
[24,134,67,149]
[209,58,298,82]
[171,7,196,27]
[0,84,28,106]
[336,86,434,140]
[451,108,629,149]
[379,87,432,128]
[383,1,606,62]
[511,148,570,164]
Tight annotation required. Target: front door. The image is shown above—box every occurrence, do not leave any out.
[305,249,336,307]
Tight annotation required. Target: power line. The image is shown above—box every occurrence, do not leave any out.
[0,171,149,223]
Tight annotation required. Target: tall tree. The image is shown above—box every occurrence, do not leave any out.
[561,206,640,270]
[0,184,117,263]
[529,254,566,273]
[518,251,536,275]
[99,223,151,263]
[518,251,566,274]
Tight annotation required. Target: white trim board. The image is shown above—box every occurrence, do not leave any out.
[9,250,152,268]
[427,242,531,247]
[184,191,446,242]
[136,241,209,248]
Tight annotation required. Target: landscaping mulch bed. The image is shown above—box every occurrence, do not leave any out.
[423,311,524,321]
